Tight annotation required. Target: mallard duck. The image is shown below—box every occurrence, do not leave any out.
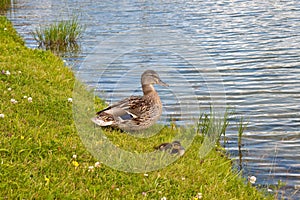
[155,141,185,156]
[91,70,168,131]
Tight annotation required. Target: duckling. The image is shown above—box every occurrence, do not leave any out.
[155,141,185,156]
[92,70,168,131]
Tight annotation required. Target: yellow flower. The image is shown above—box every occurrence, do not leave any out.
[72,161,79,167]
[44,176,50,185]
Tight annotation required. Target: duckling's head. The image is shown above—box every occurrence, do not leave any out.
[141,70,168,87]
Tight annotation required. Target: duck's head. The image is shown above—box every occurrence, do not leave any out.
[141,70,168,87]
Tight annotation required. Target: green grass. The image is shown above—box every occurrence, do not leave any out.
[32,16,83,54]
[0,16,274,199]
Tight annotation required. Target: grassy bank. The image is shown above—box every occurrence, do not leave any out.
[0,16,272,199]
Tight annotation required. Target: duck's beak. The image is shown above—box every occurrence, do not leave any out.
[158,78,169,87]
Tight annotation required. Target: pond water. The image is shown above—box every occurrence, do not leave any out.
[6,0,300,198]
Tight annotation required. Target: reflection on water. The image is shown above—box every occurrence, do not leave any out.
[7,0,300,198]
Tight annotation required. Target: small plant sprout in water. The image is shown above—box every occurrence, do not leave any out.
[269,179,287,198]
[238,117,248,149]
[237,116,248,170]
[32,16,83,54]
[0,0,11,12]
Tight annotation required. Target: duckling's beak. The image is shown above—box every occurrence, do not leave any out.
[158,78,169,87]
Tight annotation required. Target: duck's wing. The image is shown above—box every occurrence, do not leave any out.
[92,96,141,126]
[96,96,142,120]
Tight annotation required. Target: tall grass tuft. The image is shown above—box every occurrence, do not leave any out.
[0,0,11,13]
[197,107,229,143]
[32,16,83,53]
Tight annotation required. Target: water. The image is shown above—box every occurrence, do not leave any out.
[6,0,300,198]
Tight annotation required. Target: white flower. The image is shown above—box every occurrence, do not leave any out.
[72,154,77,159]
[68,98,73,103]
[0,114,4,118]
[27,97,33,103]
[94,162,101,168]
[144,173,149,177]
[181,177,185,181]
[23,96,28,99]
[88,166,94,172]
[196,192,203,199]
[249,176,257,184]
[10,99,17,104]
[115,188,120,191]
[5,70,10,75]
[267,188,273,192]
[7,88,12,91]
[161,197,167,200]
[4,28,7,31]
